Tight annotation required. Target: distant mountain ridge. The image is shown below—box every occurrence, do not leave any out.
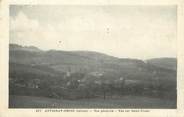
[9,44,41,52]
[9,43,176,65]
[9,43,177,82]
[147,58,177,71]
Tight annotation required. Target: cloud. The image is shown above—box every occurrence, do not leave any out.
[10,11,39,31]
[10,7,177,59]
[10,11,62,49]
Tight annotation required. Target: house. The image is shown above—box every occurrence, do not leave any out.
[94,80,102,85]
[27,79,40,89]
[89,71,103,78]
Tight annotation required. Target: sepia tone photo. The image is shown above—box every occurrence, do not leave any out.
[9,5,177,108]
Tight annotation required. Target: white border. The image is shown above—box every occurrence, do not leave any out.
[0,0,184,116]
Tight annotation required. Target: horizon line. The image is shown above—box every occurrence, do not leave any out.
[9,43,177,60]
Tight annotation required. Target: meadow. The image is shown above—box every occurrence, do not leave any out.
[9,95,176,108]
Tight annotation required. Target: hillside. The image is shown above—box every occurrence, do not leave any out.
[9,44,176,79]
[147,58,177,71]
[9,44,177,102]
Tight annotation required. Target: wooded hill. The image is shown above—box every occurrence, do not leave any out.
[9,44,177,100]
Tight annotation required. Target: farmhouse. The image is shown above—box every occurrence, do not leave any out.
[27,79,40,89]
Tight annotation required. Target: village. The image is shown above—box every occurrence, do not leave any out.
[10,65,165,100]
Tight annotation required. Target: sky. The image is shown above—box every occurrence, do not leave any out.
[9,5,177,59]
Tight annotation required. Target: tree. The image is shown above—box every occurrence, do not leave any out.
[101,82,110,100]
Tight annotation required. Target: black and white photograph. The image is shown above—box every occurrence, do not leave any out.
[9,5,177,108]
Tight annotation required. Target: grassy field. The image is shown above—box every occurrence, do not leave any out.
[9,95,176,108]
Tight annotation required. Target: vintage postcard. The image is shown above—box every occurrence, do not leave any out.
[0,0,184,117]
